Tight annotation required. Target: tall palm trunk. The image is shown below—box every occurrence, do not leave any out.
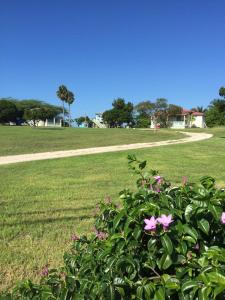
[69,103,71,127]
[62,100,65,126]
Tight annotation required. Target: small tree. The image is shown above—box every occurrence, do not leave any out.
[0,99,18,124]
[66,91,75,127]
[102,98,134,127]
[206,87,225,127]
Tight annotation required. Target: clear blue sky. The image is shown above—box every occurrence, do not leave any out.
[1,0,225,118]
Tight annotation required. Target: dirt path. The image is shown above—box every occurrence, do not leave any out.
[0,132,212,166]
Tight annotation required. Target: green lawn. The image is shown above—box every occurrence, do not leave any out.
[0,127,225,291]
[0,126,183,156]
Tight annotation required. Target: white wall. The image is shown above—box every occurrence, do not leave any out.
[192,116,204,128]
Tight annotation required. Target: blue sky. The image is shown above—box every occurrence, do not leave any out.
[1,0,225,118]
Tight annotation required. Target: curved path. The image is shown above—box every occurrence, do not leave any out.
[0,132,212,166]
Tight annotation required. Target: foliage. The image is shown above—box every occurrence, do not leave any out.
[102,98,134,127]
[0,99,18,123]
[0,98,63,126]
[191,106,206,113]
[75,116,93,127]
[206,87,225,127]
[56,85,75,127]
[23,102,63,126]
[206,99,225,127]
[3,155,225,299]
[135,114,151,128]
[67,91,75,127]
[219,87,225,99]
[134,99,182,128]
[56,85,69,124]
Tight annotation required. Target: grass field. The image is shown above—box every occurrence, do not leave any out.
[0,126,183,156]
[0,127,225,291]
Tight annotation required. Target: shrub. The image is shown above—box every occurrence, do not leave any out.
[2,156,225,299]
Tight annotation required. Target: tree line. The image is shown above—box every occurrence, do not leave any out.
[99,87,225,128]
[1,86,225,128]
[0,85,75,126]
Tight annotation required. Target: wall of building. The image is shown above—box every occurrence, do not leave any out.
[192,116,204,128]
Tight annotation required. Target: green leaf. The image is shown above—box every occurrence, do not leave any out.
[154,286,165,300]
[113,210,125,229]
[185,204,195,222]
[198,286,210,300]
[208,204,222,220]
[115,287,125,297]
[183,225,198,242]
[197,219,210,235]
[183,236,196,244]
[200,176,215,189]
[144,283,154,298]
[159,254,172,270]
[161,235,173,255]
[214,285,225,298]
[207,272,225,285]
[182,280,199,292]
[139,160,147,170]
[136,286,144,299]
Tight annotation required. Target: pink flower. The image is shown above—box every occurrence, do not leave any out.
[40,265,49,276]
[144,217,157,231]
[154,175,162,184]
[221,212,225,224]
[157,214,173,230]
[182,176,187,185]
[71,234,79,241]
[96,231,108,240]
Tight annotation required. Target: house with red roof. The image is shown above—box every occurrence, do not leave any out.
[151,109,206,129]
[169,109,205,129]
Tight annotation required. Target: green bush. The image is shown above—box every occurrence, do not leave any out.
[2,156,225,299]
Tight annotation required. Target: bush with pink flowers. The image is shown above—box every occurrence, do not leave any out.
[3,155,225,299]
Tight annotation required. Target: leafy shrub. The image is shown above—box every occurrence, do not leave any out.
[2,155,225,299]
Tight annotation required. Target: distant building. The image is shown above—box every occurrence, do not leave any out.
[78,121,89,128]
[37,118,62,127]
[151,109,206,129]
[92,113,107,128]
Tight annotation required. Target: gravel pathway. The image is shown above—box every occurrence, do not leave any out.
[0,132,212,166]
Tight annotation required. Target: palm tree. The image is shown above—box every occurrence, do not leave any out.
[191,106,205,113]
[56,85,68,125]
[66,91,75,127]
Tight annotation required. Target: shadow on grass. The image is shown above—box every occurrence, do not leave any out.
[3,205,95,217]
[33,127,66,131]
[3,214,93,227]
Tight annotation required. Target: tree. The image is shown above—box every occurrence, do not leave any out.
[134,101,155,128]
[205,87,225,127]
[56,85,68,124]
[219,86,225,98]
[135,99,182,128]
[23,102,62,126]
[205,99,225,127]
[75,116,92,127]
[102,98,134,127]
[191,106,207,113]
[66,91,75,127]
[0,99,18,124]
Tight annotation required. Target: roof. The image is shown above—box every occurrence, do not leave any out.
[192,111,204,116]
[181,109,204,116]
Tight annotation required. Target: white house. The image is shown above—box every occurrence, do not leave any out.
[36,118,62,127]
[151,109,205,129]
[92,113,107,128]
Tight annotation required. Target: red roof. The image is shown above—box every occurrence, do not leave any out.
[181,109,204,116]
[181,109,192,115]
[192,111,204,116]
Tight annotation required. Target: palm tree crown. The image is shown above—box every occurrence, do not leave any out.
[56,85,68,124]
